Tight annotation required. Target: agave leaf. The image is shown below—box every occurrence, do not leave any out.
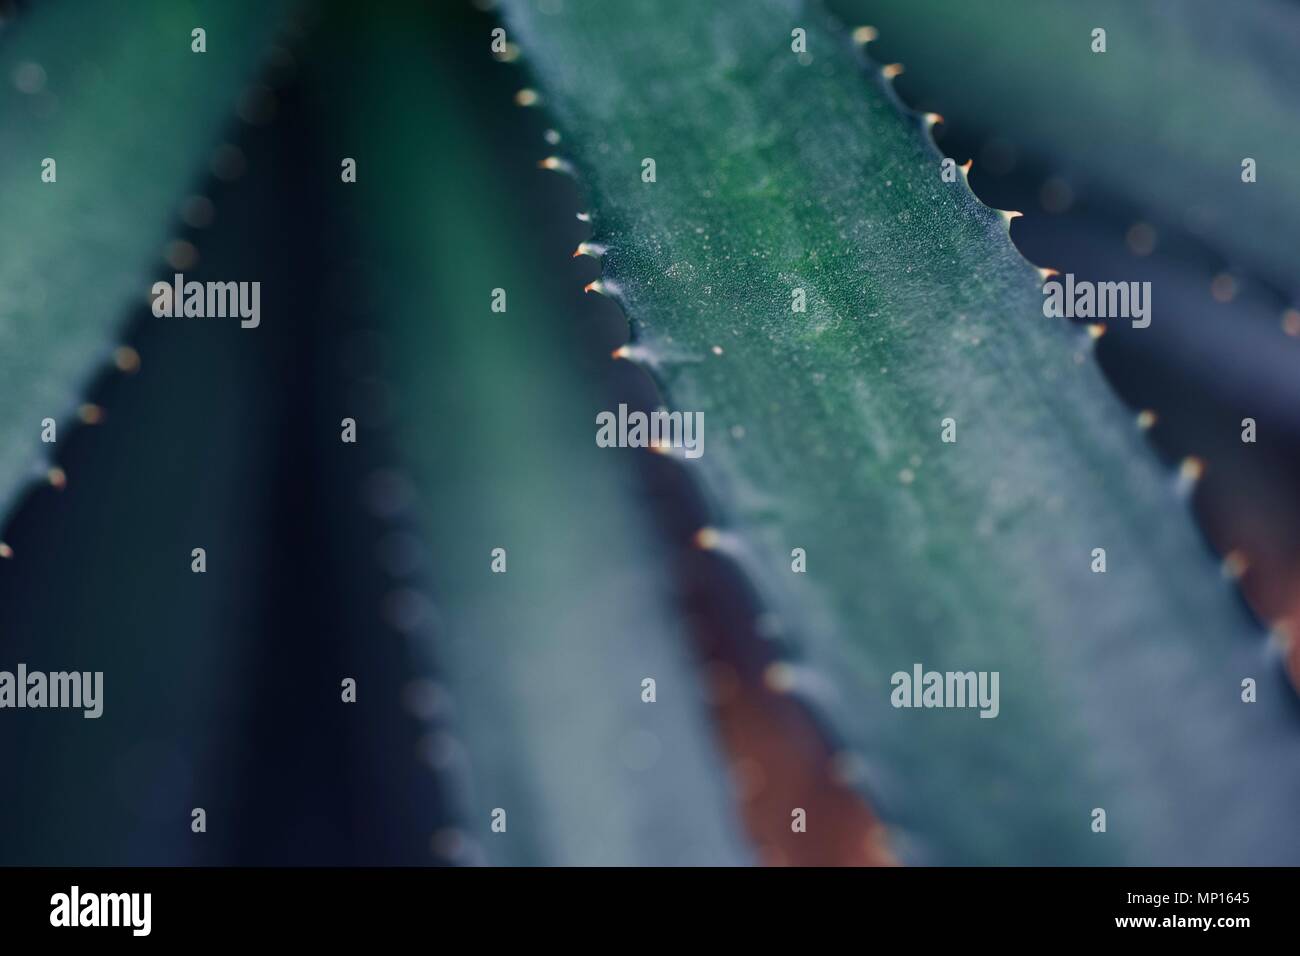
[0,162,282,864]
[308,1,750,865]
[502,0,1300,863]
[0,0,285,528]
[826,0,1300,293]
[833,0,1300,686]
[0,80,451,865]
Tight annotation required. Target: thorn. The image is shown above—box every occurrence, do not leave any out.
[693,527,720,550]
[165,238,198,270]
[1221,550,1249,581]
[961,159,973,175]
[922,112,943,129]
[828,750,864,787]
[576,211,592,222]
[1136,409,1158,430]
[998,209,1023,228]
[1270,620,1295,654]
[763,662,796,694]
[573,241,605,259]
[585,278,619,297]
[538,156,574,175]
[1086,323,1106,340]
[114,346,141,373]
[851,25,878,45]
[514,88,539,107]
[1177,456,1205,495]
[1037,267,1059,282]
[0,542,12,559]
[882,63,904,80]
[47,466,66,490]
[611,343,652,365]
[78,403,104,424]
[1283,308,1300,337]
[1210,273,1237,303]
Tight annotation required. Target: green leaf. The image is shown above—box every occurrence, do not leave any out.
[0,79,449,865]
[503,0,1300,863]
[825,0,1300,291]
[0,156,287,864]
[308,1,750,865]
[0,0,285,527]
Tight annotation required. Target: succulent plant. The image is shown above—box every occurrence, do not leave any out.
[1,0,1296,867]
[497,0,1300,865]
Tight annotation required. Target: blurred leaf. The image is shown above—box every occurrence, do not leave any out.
[0,175,280,864]
[0,64,452,865]
[307,1,750,865]
[0,0,285,526]
[504,0,1300,863]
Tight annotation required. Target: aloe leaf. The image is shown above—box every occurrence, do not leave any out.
[826,0,1300,293]
[307,1,750,865]
[0,0,285,528]
[502,0,1300,863]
